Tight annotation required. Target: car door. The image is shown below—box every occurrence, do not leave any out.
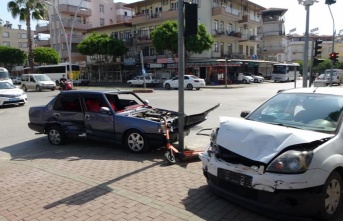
[51,93,85,137]
[170,76,179,88]
[83,94,116,141]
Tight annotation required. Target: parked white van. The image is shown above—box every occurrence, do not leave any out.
[0,67,13,84]
[21,74,56,92]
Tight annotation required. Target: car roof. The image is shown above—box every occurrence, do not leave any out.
[59,90,134,95]
[279,87,343,96]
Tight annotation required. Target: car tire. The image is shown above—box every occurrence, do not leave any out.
[22,85,27,92]
[36,85,42,92]
[242,79,247,84]
[165,83,171,90]
[47,125,67,145]
[196,88,200,90]
[317,171,342,221]
[124,129,149,153]
[128,82,133,87]
[254,79,258,83]
[186,84,193,90]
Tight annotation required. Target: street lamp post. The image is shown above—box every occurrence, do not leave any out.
[69,0,85,87]
[298,0,318,88]
[45,0,84,87]
[44,1,70,65]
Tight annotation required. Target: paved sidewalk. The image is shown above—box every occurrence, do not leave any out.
[0,140,277,221]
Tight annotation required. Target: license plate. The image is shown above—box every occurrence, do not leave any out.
[218,168,252,188]
[9,98,19,101]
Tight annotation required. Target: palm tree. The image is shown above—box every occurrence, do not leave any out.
[7,0,47,72]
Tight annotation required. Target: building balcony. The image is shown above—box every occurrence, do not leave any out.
[61,19,92,30]
[239,34,262,42]
[212,30,243,41]
[260,46,285,54]
[36,24,49,34]
[60,35,84,44]
[58,4,92,17]
[131,9,177,25]
[212,6,242,22]
[222,53,246,59]
[136,35,152,44]
[239,14,262,26]
[263,31,286,37]
[36,39,50,47]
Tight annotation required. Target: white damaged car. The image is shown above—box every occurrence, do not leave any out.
[199,87,343,221]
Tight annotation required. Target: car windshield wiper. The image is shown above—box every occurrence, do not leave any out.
[268,122,302,129]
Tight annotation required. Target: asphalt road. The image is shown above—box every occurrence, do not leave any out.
[1,80,342,221]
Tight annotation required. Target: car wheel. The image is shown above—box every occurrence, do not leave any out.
[318,171,342,221]
[22,85,27,92]
[165,83,171,90]
[242,79,247,84]
[186,84,193,90]
[36,85,42,92]
[47,125,67,145]
[128,82,133,87]
[124,129,149,153]
[51,87,56,91]
[196,88,200,90]
[254,79,258,83]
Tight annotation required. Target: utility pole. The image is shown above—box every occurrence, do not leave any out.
[298,0,318,87]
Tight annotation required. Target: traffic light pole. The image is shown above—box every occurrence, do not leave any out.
[309,39,314,87]
[328,4,335,87]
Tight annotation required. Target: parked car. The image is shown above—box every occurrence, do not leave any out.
[127,75,160,87]
[243,72,264,83]
[163,75,206,90]
[21,74,56,92]
[0,81,27,106]
[28,90,219,153]
[200,87,343,220]
[314,69,343,86]
[11,76,22,84]
[241,74,254,84]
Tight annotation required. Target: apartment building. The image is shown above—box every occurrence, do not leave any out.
[0,21,34,53]
[110,0,265,83]
[285,34,343,63]
[36,0,132,63]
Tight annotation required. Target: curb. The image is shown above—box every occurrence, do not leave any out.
[132,89,154,93]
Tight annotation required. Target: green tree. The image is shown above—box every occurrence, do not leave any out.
[0,46,27,75]
[33,47,60,65]
[77,32,128,79]
[151,21,214,62]
[7,0,47,73]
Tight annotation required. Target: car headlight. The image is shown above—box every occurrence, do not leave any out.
[266,150,313,174]
[207,128,219,155]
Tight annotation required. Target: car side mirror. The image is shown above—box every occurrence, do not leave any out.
[143,100,149,105]
[100,107,111,114]
[240,111,250,118]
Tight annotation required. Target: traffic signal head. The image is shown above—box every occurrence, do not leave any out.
[314,39,322,57]
[313,58,324,67]
[325,0,336,5]
[329,52,339,63]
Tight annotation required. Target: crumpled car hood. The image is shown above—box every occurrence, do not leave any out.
[217,117,333,164]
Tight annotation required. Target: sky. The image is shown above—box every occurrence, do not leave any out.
[1,0,343,35]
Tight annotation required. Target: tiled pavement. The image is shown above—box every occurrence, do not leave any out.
[0,140,278,221]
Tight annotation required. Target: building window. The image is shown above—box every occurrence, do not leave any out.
[2,32,9,38]
[171,1,178,10]
[100,18,105,26]
[100,4,104,13]
[18,33,21,39]
[214,20,218,31]
[214,42,219,52]
[162,0,168,5]
[3,41,10,46]
[220,21,224,33]
[21,33,27,39]
[227,43,232,54]
[22,42,27,48]
[18,42,22,48]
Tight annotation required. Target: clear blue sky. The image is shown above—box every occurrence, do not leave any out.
[1,0,343,35]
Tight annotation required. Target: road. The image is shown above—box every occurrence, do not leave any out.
[1,80,342,221]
